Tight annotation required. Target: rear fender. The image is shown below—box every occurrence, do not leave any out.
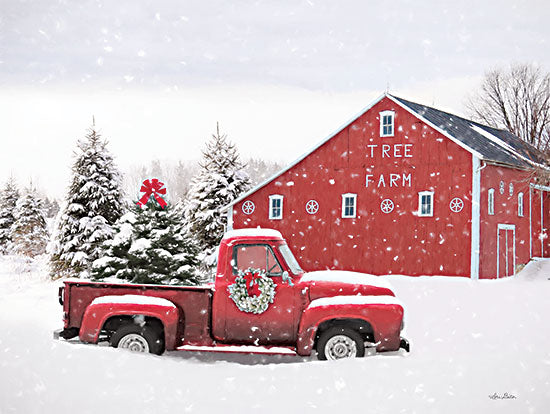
[79,300,180,350]
[296,303,403,356]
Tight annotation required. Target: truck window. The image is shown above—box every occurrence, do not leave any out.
[233,244,283,277]
[278,243,303,275]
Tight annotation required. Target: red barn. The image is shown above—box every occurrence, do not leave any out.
[225,94,550,279]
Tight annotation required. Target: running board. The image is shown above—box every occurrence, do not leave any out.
[177,344,298,356]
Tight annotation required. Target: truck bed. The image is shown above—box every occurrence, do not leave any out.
[61,279,215,347]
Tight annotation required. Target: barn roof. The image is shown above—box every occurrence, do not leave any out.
[389,94,549,169]
[225,93,548,210]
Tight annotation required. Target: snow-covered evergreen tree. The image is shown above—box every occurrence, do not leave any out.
[10,186,49,257]
[184,123,251,271]
[0,177,20,253]
[50,123,125,278]
[91,199,200,285]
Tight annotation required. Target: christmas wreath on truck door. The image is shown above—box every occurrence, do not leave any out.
[228,268,277,314]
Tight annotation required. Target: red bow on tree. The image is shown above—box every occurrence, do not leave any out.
[136,178,167,209]
[243,270,262,297]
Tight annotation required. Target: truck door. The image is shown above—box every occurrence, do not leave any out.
[223,243,297,345]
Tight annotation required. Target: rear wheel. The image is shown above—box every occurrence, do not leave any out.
[110,323,165,355]
[316,327,365,360]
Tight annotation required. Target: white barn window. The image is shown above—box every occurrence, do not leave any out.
[418,191,434,217]
[379,110,395,137]
[341,193,357,218]
[518,192,524,217]
[269,195,283,220]
[488,188,495,215]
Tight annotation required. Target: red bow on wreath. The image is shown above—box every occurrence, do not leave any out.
[243,270,262,297]
[136,178,167,209]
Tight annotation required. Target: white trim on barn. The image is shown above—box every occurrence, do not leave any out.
[530,183,550,257]
[490,188,495,213]
[496,224,516,278]
[269,194,284,220]
[518,192,524,217]
[542,190,544,255]
[470,155,481,280]
[417,191,434,217]
[341,193,357,218]
[529,183,533,258]
[379,110,395,137]
[226,204,234,231]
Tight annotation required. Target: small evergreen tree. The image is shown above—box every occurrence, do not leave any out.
[91,199,200,285]
[50,123,125,278]
[0,177,20,253]
[10,186,49,257]
[185,123,251,273]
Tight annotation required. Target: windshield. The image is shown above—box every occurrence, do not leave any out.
[278,244,303,275]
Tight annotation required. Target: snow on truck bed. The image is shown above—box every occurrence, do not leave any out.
[301,270,392,289]
[91,295,176,307]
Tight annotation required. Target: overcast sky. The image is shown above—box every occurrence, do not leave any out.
[2,0,550,197]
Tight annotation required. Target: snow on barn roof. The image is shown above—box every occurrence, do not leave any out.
[224,93,549,210]
[391,95,549,170]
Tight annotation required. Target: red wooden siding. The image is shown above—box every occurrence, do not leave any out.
[232,96,474,276]
[478,165,540,278]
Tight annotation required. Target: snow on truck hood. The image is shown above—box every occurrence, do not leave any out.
[301,270,392,290]
[308,295,403,309]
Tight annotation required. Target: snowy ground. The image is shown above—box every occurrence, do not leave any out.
[1,256,549,414]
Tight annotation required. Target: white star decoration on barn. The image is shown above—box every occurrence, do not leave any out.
[242,200,255,215]
[449,198,464,213]
[305,200,319,214]
[380,199,394,214]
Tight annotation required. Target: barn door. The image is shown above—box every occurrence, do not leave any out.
[497,224,515,278]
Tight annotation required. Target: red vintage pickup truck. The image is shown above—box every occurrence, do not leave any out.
[55,229,409,360]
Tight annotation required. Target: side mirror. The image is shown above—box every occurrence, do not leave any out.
[282,271,294,286]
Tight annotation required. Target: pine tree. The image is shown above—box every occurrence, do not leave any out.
[91,199,200,285]
[50,123,125,278]
[10,186,49,257]
[184,123,251,270]
[0,177,19,253]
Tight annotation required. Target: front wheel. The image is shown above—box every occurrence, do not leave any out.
[110,323,164,355]
[316,327,365,360]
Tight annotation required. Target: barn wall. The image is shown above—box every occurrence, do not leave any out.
[232,96,474,276]
[478,165,532,279]
[530,186,550,259]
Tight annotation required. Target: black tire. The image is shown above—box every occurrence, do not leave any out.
[316,326,365,360]
[110,323,165,355]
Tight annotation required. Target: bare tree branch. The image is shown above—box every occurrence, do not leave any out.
[467,63,550,156]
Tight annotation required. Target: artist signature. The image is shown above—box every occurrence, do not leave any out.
[488,392,517,400]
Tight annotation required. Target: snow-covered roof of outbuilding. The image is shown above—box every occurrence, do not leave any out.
[224,93,549,210]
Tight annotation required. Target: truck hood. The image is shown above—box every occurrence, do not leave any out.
[297,270,395,300]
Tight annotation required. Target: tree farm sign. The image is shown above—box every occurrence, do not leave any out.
[365,143,413,188]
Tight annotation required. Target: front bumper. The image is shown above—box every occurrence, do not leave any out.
[399,337,410,352]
